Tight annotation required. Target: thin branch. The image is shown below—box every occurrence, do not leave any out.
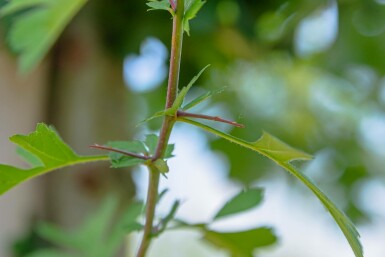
[136,1,185,257]
[136,165,160,257]
[177,110,245,128]
[153,0,184,160]
[89,144,151,160]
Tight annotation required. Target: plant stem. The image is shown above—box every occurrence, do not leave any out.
[153,0,184,160]
[136,1,184,256]
[136,165,160,257]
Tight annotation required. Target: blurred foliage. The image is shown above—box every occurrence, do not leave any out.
[13,189,277,257]
[12,227,49,257]
[23,196,144,257]
[0,0,88,72]
[2,0,385,245]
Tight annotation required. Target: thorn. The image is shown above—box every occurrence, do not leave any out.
[176,110,245,128]
[90,144,151,160]
[169,0,176,10]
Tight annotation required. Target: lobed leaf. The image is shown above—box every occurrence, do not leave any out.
[0,123,108,195]
[214,188,264,220]
[183,0,205,35]
[146,0,173,14]
[1,0,88,72]
[179,118,363,257]
[15,146,44,168]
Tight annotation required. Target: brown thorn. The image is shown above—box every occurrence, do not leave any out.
[177,110,245,128]
[89,144,151,160]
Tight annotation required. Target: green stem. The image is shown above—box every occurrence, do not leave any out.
[136,1,184,256]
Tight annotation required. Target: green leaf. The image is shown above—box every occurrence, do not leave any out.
[121,202,145,233]
[146,0,173,14]
[0,0,49,16]
[26,249,73,257]
[107,134,174,168]
[153,159,169,173]
[181,87,225,111]
[171,64,210,112]
[183,0,205,35]
[203,227,277,257]
[36,196,144,257]
[214,188,264,220]
[145,134,175,158]
[180,118,363,257]
[157,188,169,203]
[182,90,212,110]
[154,200,180,237]
[0,123,108,195]
[137,110,168,127]
[252,131,312,162]
[138,66,210,126]
[1,0,87,72]
[15,146,44,168]
[107,140,147,168]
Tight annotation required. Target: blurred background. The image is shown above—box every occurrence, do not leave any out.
[0,0,385,256]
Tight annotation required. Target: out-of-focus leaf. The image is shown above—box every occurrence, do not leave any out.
[203,227,277,257]
[0,0,88,72]
[26,250,73,257]
[180,118,363,257]
[214,188,264,220]
[36,196,144,257]
[157,188,169,203]
[183,0,205,35]
[154,200,180,236]
[121,202,145,233]
[0,123,108,195]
